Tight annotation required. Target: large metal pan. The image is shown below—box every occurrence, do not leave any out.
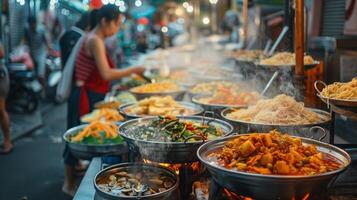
[197,134,351,200]
[63,124,127,160]
[119,101,204,120]
[256,60,320,71]
[221,107,331,135]
[94,163,179,200]
[192,95,249,116]
[314,80,357,109]
[119,116,234,163]
[129,90,186,101]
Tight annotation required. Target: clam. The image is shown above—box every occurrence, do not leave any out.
[163,180,174,188]
[128,178,139,185]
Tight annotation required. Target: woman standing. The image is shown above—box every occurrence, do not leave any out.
[62,5,144,196]
[0,40,12,154]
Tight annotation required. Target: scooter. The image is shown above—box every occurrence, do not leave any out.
[45,49,62,103]
[7,47,40,113]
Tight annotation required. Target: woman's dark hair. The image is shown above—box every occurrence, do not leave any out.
[97,4,121,23]
[89,9,99,30]
[28,16,37,24]
[75,12,90,30]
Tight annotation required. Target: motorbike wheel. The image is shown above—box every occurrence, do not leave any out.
[23,89,38,113]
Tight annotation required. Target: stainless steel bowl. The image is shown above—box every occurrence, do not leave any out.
[94,163,179,200]
[197,134,351,200]
[119,116,234,163]
[119,101,204,120]
[63,124,128,160]
[221,107,331,136]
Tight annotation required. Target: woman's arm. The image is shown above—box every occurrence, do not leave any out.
[88,36,144,81]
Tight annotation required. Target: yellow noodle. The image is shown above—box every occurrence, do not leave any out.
[320,78,357,100]
[260,52,314,66]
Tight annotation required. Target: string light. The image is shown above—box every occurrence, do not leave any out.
[135,0,142,7]
[202,16,210,25]
[209,0,218,4]
[161,26,168,33]
[182,2,189,8]
[186,5,193,13]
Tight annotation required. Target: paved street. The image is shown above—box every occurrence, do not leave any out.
[0,103,72,200]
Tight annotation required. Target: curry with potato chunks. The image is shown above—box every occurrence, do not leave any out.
[211,130,342,175]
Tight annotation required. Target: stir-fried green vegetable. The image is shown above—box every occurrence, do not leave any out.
[125,116,224,142]
[70,130,124,145]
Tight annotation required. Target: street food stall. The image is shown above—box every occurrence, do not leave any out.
[55,1,357,200]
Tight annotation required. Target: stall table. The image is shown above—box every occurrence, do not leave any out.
[73,158,101,200]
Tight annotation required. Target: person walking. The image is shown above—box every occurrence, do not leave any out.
[62,5,144,196]
[23,16,52,97]
[0,40,12,154]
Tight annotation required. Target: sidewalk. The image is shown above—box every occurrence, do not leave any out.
[0,110,43,144]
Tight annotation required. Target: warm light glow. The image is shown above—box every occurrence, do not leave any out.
[202,16,210,25]
[135,0,142,7]
[175,8,184,16]
[186,5,194,13]
[223,188,254,200]
[143,159,201,175]
[161,26,168,33]
[209,0,219,4]
[182,2,189,8]
[302,193,310,200]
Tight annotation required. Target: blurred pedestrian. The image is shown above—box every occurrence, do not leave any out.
[23,16,52,97]
[62,5,144,196]
[0,40,12,154]
[59,12,90,67]
[59,11,93,197]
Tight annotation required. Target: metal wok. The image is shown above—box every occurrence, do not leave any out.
[119,101,204,120]
[119,116,234,163]
[129,90,186,101]
[221,107,331,136]
[192,95,248,116]
[63,124,127,160]
[197,134,351,200]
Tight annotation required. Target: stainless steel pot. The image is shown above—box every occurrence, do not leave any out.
[119,101,204,120]
[197,134,351,200]
[119,116,234,163]
[94,163,179,200]
[63,124,128,160]
[221,107,331,136]
[235,58,256,80]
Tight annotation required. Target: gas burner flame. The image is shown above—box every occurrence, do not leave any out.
[142,159,201,175]
[223,189,311,200]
